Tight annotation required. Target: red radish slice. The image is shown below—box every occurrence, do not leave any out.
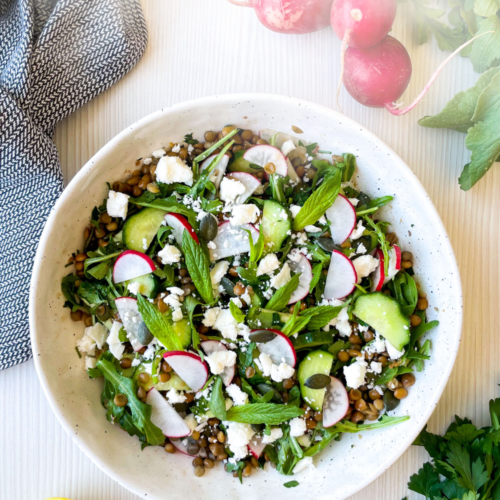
[384,245,401,284]
[146,388,190,438]
[114,297,144,352]
[325,194,356,245]
[163,352,208,392]
[113,250,155,284]
[225,172,261,205]
[254,329,296,367]
[243,145,287,177]
[164,213,199,245]
[200,154,230,189]
[287,254,312,304]
[370,249,385,292]
[209,221,259,261]
[201,340,235,386]
[324,250,358,300]
[248,435,267,459]
[322,376,349,428]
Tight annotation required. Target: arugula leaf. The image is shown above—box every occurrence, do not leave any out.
[226,403,304,424]
[95,353,164,445]
[283,481,299,488]
[229,300,245,323]
[84,251,121,280]
[182,231,213,304]
[265,273,301,311]
[332,415,410,434]
[209,377,227,421]
[136,294,184,351]
[470,15,500,73]
[293,169,341,231]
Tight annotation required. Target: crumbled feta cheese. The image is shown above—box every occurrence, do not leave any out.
[289,417,307,437]
[364,332,386,355]
[352,255,379,283]
[205,350,237,375]
[270,263,292,289]
[318,215,327,224]
[333,307,351,337]
[304,225,320,233]
[350,220,366,240]
[207,241,217,249]
[167,388,186,404]
[293,456,315,474]
[171,143,181,153]
[143,157,152,165]
[281,139,296,157]
[210,261,229,289]
[152,148,166,158]
[256,253,280,276]
[203,307,221,327]
[106,190,129,219]
[343,358,368,389]
[172,308,183,322]
[77,334,96,356]
[386,247,400,282]
[289,205,301,219]
[127,282,141,295]
[213,309,238,340]
[85,323,108,349]
[262,427,283,444]
[157,245,181,265]
[370,361,382,374]
[349,198,360,207]
[385,339,405,359]
[106,321,125,359]
[225,422,255,461]
[226,384,249,406]
[156,156,193,186]
[85,356,97,370]
[356,243,367,254]
[257,352,273,377]
[230,204,260,226]
[184,413,197,431]
[219,177,246,204]
[131,358,141,367]
[271,362,295,383]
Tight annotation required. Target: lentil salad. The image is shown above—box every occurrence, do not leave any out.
[62,125,438,480]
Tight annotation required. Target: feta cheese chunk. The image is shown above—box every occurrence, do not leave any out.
[256,352,273,377]
[202,307,221,327]
[157,245,182,265]
[225,422,255,461]
[77,334,96,356]
[293,456,315,474]
[230,204,260,226]
[85,323,108,349]
[385,339,405,360]
[156,156,193,186]
[281,139,296,157]
[172,308,183,322]
[213,309,238,341]
[289,417,307,437]
[152,148,166,158]
[270,362,295,383]
[256,253,280,276]
[352,255,379,284]
[304,225,320,233]
[261,427,283,444]
[127,282,141,296]
[270,263,292,289]
[210,261,229,290]
[85,356,97,370]
[350,220,366,240]
[106,190,129,219]
[107,321,125,360]
[205,350,237,375]
[343,357,368,389]
[289,205,301,219]
[226,384,249,406]
[219,177,246,204]
[167,388,186,404]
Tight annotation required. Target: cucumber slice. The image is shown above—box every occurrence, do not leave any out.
[122,208,167,253]
[228,154,262,174]
[297,350,334,411]
[124,273,160,298]
[246,309,292,330]
[133,364,155,391]
[261,200,291,255]
[154,372,191,392]
[172,317,191,349]
[353,292,410,351]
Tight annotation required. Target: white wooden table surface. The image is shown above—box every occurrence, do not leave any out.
[1,1,499,499]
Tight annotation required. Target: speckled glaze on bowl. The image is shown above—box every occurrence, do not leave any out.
[30,94,462,500]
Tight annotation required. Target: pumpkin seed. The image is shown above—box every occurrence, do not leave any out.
[257,383,283,403]
[304,374,331,389]
[317,238,342,253]
[136,322,153,345]
[383,390,400,411]
[249,330,277,343]
[199,213,218,241]
[220,277,237,297]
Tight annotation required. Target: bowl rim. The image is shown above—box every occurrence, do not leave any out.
[29,92,463,499]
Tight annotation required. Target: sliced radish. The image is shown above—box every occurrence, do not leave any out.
[248,435,267,459]
[322,377,349,428]
[114,297,144,351]
[163,351,208,392]
[243,145,287,177]
[325,195,357,245]
[200,154,230,189]
[225,172,261,205]
[201,340,235,386]
[209,221,259,261]
[371,249,385,292]
[113,250,155,284]
[146,388,190,438]
[324,250,358,300]
[384,245,401,284]
[254,329,296,367]
[287,254,312,305]
[164,213,199,246]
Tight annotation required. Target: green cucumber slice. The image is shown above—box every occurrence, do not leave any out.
[154,372,191,392]
[353,292,410,351]
[124,273,160,299]
[172,317,191,349]
[261,200,291,255]
[228,154,262,174]
[297,350,334,411]
[122,207,167,253]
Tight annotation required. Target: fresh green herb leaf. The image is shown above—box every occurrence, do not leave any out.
[283,480,299,488]
[265,273,301,311]
[470,15,500,74]
[226,403,304,424]
[184,133,198,145]
[230,300,246,323]
[209,377,227,421]
[282,313,311,337]
[194,128,239,162]
[246,228,265,263]
[300,305,343,330]
[183,295,201,350]
[309,263,323,292]
[182,231,213,304]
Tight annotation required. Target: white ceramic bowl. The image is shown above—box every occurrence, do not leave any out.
[30,94,462,500]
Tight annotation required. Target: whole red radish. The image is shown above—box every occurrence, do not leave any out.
[227,0,334,34]
[343,35,412,108]
[330,0,397,48]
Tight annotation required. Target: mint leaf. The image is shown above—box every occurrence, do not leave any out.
[226,403,304,424]
[470,15,500,73]
[284,481,299,488]
[182,230,213,304]
[282,313,311,337]
[246,227,265,263]
[419,67,500,133]
[265,273,301,311]
[293,169,341,231]
[229,300,245,323]
[184,295,202,350]
[136,294,183,351]
[209,377,227,421]
[309,263,323,293]
[300,305,342,330]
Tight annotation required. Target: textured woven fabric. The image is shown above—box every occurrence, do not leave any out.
[0,0,147,370]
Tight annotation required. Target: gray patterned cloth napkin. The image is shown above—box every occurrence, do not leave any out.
[0,0,147,370]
